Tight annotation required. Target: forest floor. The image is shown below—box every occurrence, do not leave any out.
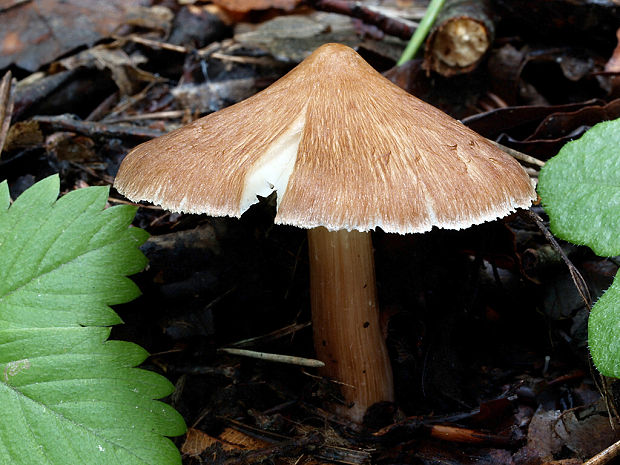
[1,1,620,464]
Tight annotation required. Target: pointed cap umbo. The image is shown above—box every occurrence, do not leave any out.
[115,43,536,233]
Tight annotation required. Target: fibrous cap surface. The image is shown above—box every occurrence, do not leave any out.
[115,43,536,233]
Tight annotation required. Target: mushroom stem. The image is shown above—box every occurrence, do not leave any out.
[308,227,394,423]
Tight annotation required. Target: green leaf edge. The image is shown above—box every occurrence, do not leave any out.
[588,273,620,377]
[537,118,620,379]
[0,175,186,465]
[537,118,620,257]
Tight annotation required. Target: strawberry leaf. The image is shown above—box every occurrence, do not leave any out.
[0,175,185,465]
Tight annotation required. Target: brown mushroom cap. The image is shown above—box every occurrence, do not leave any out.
[115,43,536,233]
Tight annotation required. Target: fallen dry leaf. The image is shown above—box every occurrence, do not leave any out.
[555,407,619,458]
[181,426,273,457]
[57,44,161,95]
[604,28,620,97]
[517,402,620,463]
[607,29,620,73]
[0,0,145,71]
[181,427,236,457]
[234,13,359,63]
[3,120,43,152]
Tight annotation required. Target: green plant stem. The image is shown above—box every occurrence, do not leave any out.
[397,0,446,65]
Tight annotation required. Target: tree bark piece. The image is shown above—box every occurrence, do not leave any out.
[308,227,394,423]
[424,0,494,76]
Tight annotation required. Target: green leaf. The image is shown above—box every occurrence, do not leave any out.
[589,275,620,377]
[0,175,186,465]
[537,118,620,257]
[538,118,620,379]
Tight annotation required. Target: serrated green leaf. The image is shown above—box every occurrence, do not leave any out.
[537,118,620,257]
[588,275,620,377]
[0,175,186,465]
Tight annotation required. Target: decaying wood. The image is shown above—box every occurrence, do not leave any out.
[424,0,495,76]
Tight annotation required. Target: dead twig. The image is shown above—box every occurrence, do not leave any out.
[218,347,325,368]
[33,114,165,139]
[227,322,312,348]
[523,210,592,310]
[107,197,165,210]
[103,82,160,121]
[523,166,539,178]
[428,424,513,446]
[492,141,546,167]
[122,34,188,54]
[210,51,281,66]
[68,161,115,184]
[13,69,77,119]
[101,110,186,124]
[220,417,372,464]
[374,415,515,446]
[0,71,15,155]
[85,92,119,122]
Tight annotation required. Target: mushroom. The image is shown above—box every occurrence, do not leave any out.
[114,43,536,423]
